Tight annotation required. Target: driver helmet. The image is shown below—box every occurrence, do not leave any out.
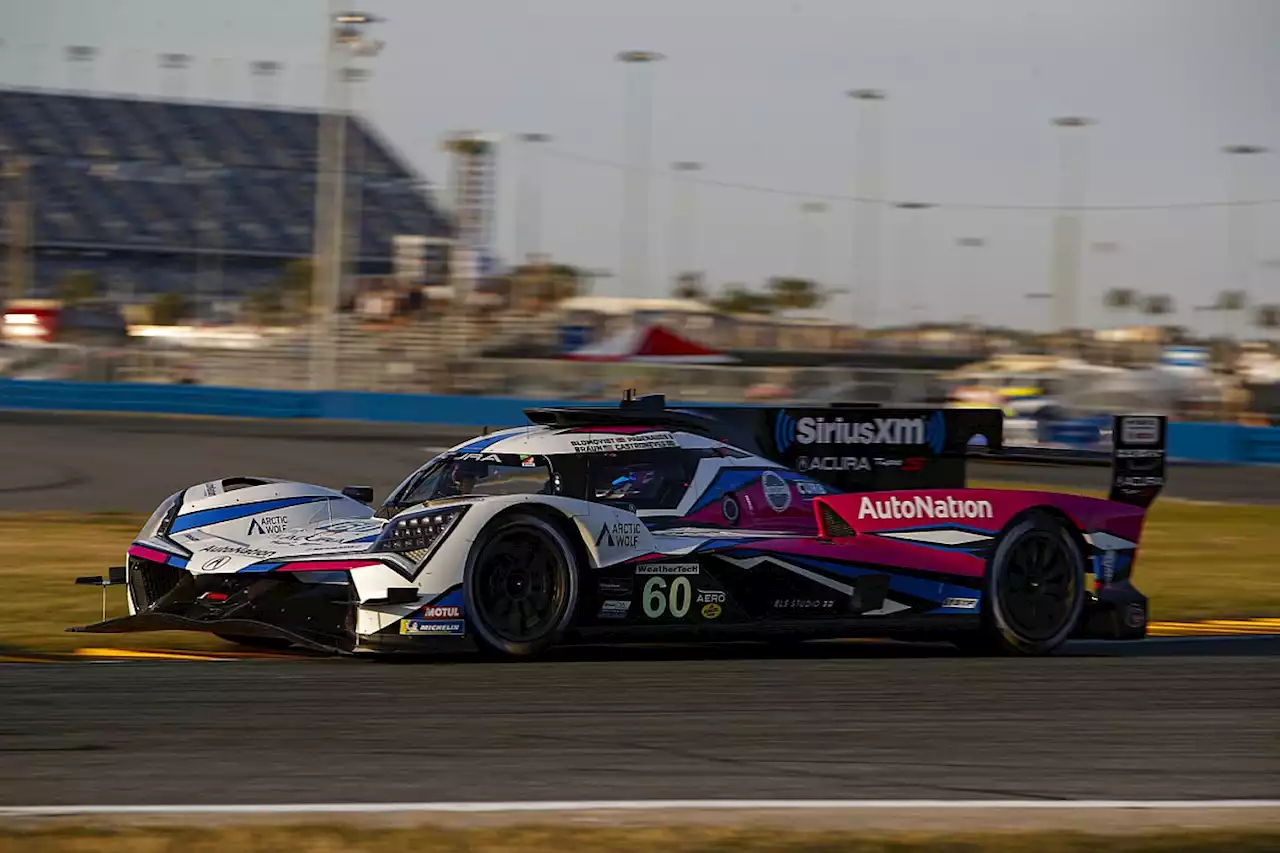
[450,459,489,493]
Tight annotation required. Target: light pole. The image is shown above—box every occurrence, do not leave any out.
[1048,115,1095,332]
[1222,144,1268,341]
[955,236,987,320]
[616,50,664,300]
[668,160,702,289]
[64,45,97,92]
[847,87,887,328]
[3,156,32,303]
[250,60,283,105]
[1024,292,1053,337]
[894,202,933,330]
[797,201,828,284]
[158,52,192,99]
[342,65,374,315]
[310,6,384,391]
[515,132,552,265]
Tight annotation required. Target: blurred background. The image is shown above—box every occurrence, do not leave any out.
[1,0,1278,460]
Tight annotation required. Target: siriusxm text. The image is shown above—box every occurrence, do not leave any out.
[796,416,926,446]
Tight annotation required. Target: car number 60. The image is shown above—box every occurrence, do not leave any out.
[642,576,691,618]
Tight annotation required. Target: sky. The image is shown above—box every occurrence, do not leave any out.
[5,0,1280,332]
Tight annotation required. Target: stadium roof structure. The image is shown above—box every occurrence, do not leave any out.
[0,89,451,266]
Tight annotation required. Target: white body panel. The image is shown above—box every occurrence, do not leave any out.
[128,424,818,644]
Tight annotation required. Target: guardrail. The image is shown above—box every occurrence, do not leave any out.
[1,378,1277,466]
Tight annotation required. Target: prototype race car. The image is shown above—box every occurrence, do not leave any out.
[71,396,1166,657]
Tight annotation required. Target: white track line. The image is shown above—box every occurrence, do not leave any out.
[2,800,1279,817]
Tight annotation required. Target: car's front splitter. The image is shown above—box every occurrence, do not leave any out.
[68,612,349,654]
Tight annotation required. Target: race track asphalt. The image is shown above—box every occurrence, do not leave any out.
[1,640,1277,806]
[1,411,1277,511]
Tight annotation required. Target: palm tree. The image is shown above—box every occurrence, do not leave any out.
[57,270,103,305]
[1213,289,1248,339]
[279,258,314,320]
[1256,304,1280,332]
[766,276,825,311]
[1140,293,1175,319]
[149,292,192,326]
[1102,287,1138,326]
[711,283,774,315]
[672,272,706,301]
[511,261,583,308]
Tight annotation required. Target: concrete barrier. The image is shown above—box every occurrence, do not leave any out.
[1,378,1276,465]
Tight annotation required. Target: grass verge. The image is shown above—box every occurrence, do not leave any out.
[1,485,1277,652]
[1,826,1279,853]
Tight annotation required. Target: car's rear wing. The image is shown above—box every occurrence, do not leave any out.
[527,396,1167,503]
[527,395,1002,492]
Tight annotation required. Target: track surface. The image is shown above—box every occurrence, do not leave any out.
[1,411,1276,511]
[1,412,1276,810]
[1,640,1277,806]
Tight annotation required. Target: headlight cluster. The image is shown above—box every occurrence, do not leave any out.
[140,492,183,539]
[374,507,466,558]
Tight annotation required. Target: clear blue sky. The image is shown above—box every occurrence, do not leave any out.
[6,0,1280,332]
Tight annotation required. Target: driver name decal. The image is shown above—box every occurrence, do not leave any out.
[857,495,993,521]
[569,432,678,453]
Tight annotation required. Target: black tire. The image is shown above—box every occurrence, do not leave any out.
[463,512,579,659]
[962,512,1086,656]
[214,633,294,650]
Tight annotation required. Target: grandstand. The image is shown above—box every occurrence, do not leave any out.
[0,88,452,302]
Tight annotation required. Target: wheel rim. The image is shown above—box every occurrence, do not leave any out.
[998,531,1078,641]
[472,526,567,644]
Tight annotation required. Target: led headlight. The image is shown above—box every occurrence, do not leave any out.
[374,506,467,558]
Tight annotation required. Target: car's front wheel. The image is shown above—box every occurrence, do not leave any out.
[961,512,1086,656]
[463,512,579,659]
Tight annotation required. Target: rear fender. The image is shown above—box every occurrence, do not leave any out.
[814,488,1149,586]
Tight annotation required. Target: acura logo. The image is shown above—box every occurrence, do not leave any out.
[201,556,232,572]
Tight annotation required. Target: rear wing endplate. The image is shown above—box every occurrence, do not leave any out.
[1108,414,1167,509]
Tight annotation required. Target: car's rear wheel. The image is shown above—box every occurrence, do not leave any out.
[961,512,1085,656]
[464,513,579,659]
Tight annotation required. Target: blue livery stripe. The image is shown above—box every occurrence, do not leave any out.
[689,468,770,514]
[730,549,978,606]
[170,496,332,533]
[238,563,281,573]
[453,432,511,453]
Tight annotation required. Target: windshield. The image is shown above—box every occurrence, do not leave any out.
[394,455,556,506]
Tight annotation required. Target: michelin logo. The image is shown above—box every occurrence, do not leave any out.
[857,495,993,521]
[775,410,946,454]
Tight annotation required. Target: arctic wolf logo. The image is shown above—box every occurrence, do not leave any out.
[596,522,642,549]
[774,410,946,454]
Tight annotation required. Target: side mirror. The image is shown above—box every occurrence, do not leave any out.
[341,485,374,505]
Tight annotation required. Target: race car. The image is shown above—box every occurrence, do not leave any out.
[70,395,1166,657]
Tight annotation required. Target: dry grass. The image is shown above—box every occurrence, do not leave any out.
[1,491,1277,652]
[0,512,227,653]
[1,825,1278,853]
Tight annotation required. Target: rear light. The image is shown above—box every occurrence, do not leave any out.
[199,592,229,602]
